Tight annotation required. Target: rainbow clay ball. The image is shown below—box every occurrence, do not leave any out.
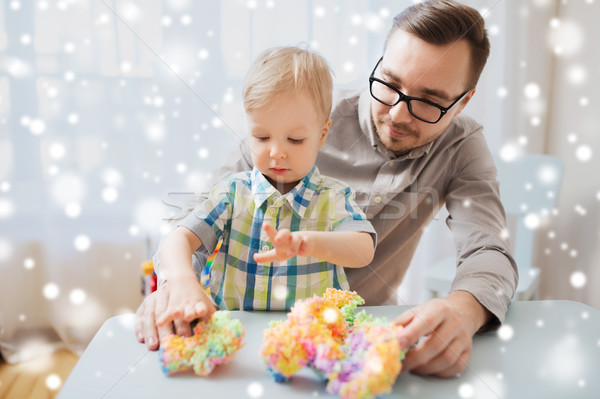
[159,310,245,376]
[327,323,403,399]
[260,288,405,399]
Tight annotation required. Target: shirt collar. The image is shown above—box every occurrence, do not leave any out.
[251,165,319,218]
[251,167,278,206]
[358,88,434,161]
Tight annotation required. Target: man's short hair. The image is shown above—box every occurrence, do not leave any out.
[243,46,333,121]
[385,0,490,90]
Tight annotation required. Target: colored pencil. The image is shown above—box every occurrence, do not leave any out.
[201,237,223,296]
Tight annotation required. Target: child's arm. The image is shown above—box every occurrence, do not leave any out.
[156,226,216,327]
[253,223,374,267]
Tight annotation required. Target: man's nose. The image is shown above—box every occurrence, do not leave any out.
[389,99,413,124]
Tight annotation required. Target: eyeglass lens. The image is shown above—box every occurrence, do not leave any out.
[371,80,442,123]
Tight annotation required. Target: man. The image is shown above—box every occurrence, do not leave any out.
[135,0,518,378]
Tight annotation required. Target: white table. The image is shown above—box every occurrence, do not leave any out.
[58,301,599,398]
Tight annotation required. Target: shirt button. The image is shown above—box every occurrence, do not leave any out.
[262,245,269,252]
[257,285,264,292]
[374,196,382,204]
[269,208,277,215]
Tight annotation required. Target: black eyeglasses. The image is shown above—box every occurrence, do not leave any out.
[369,57,470,124]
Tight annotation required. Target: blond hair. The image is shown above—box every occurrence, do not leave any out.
[243,46,333,121]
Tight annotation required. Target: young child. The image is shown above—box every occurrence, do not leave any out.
[156,46,376,327]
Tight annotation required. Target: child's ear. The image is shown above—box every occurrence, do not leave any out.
[319,118,332,147]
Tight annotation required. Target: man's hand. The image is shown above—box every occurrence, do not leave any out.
[253,223,315,263]
[134,283,213,351]
[393,291,490,378]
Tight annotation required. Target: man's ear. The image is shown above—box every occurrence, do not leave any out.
[454,89,476,117]
[319,118,332,147]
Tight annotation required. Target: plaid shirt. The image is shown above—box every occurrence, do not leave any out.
[178,165,376,311]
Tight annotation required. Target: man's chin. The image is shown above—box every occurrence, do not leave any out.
[377,130,411,153]
[385,143,411,155]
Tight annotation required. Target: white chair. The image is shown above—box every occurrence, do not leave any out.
[424,153,564,301]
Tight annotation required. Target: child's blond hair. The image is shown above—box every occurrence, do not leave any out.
[243,46,333,122]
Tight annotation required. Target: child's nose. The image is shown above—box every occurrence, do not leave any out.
[269,143,286,159]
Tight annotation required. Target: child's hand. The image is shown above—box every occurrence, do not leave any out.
[253,223,315,263]
[156,278,215,328]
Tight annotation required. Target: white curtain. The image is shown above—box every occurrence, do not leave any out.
[541,0,600,306]
[0,0,598,363]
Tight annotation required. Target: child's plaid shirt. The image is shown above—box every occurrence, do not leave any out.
[178,166,376,310]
